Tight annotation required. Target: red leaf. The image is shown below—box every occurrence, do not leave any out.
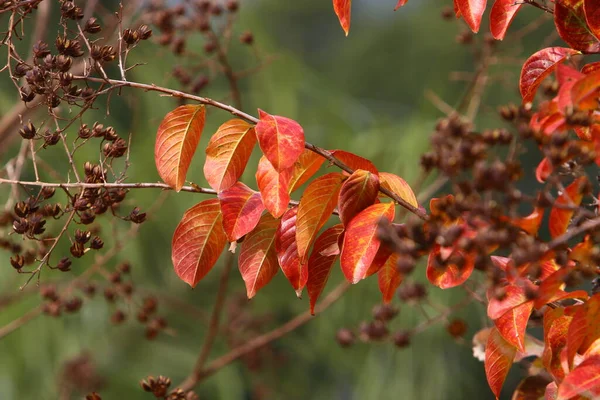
[378,253,403,304]
[571,69,600,110]
[582,61,600,74]
[535,267,588,310]
[218,182,265,242]
[394,0,408,10]
[330,150,379,174]
[549,176,587,238]
[489,0,523,40]
[340,203,395,284]
[494,300,534,352]
[333,0,351,36]
[555,0,600,53]
[455,0,487,33]
[307,224,344,314]
[338,169,380,226]
[520,47,579,104]
[379,172,419,208]
[275,207,307,296]
[558,355,600,399]
[256,156,292,218]
[585,0,600,42]
[204,119,256,192]
[567,294,600,365]
[238,213,280,298]
[542,307,574,382]
[511,207,545,236]
[288,149,325,193]
[296,172,346,263]
[426,245,475,289]
[171,199,227,287]
[155,105,206,191]
[485,327,517,399]
[488,284,531,320]
[255,110,305,172]
[536,158,553,183]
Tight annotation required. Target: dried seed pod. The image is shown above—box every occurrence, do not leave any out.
[84,17,102,34]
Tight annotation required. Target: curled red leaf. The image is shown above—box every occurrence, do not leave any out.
[489,0,522,40]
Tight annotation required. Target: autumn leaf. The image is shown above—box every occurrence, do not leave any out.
[378,253,403,304]
[255,110,305,172]
[218,182,265,242]
[275,207,307,296]
[558,355,600,399]
[238,213,280,299]
[455,0,487,33]
[394,0,408,10]
[542,307,574,382]
[488,284,532,320]
[307,224,344,314]
[485,327,517,399]
[494,299,534,352]
[338,169,380,226]
[204,119,256,192]
[555,0,600,53]
[549,176,587,238]
[536,158,553,183]
[288,149,325,193]
[510,207,544,236]
[379,172,418,208]
[426,245,475,289]
[155,105,205,191]
[256,156,292,218]
[567,294,600,366]
[340,202,395,284]
[520,47,580,104]
[171,199,227,287]
[585,0,600,40]
[330,150,379,174]
[333,0,351,35]
[296,172,346,263]
[571,69,600,110]
[489,0,522,40]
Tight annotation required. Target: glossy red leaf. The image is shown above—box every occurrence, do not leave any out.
[555,0,600,53]
[288,149,325,193]
[296,172,346,263]
[218,182,265,242]
[155,105,205,191]
[238,213,280,298]
[426,245,475,289]
[330,150,379,174]
[255,109,305,172]
[204,119,256,192]
[511,207,544,236]
[558,355,600,399]
[307,224,344,314]
[485,327,517,399]
[275,207,307,296]
[379,172,418,208]
[333,0,351,35]
[255,156,292,218]
[567,294,600,365]
[549,176,587,238]
[494,300,534,352]
[340,202,395,284]
[378,253,403,304]
[172,199,227,287]
[455,0,487,33]
[394,0,408,10]
[489,0,522,40]
[338,169,380,226]
[520,47,579,104]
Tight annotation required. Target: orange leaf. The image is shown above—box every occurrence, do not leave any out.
[494,300,534,352]
[485,327,517,399]
[338,169,380,226]
[555,0,600,54]
[426,245,475,289]
[536,158,553,183]
[155,105,205,191]
[511,207,544,236]
[218,182,265,242]
[378,253,403,304]
[256,156,292,218]
[204,119,256,192]
[255,110,305,172]
[520,47,579,104]
[275,207,307,296]
[571,69,600,110]
[489,0,522,40]
[333,0,351,36]
[542,307,574,382]
[585,0,600,41]
[288,149,325,193]
[379,172,418,208]
[582,61,600,74]
[455,0,487,33]
[238,213,280,298]
[330,150,379,174]
[558,355,600,399]
[171,199,227,287]
[340,202,395,283]
[549,177,587,238]
[567,294,600,365]
[488,284,532,320]
[307,224,345,314]
[394,0,408,10]
[296,172,346,263]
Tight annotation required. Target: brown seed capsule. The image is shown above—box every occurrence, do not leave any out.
[129,207,147,224]
[10,255,24,270]
[57,257,72,272]
[84,17,102,34]
[85,392,102,400]
[19,121,36,139]
[111,310,126,324]
[372,304,399,322]
[75,229,91,244]
[103,287,117,302]
[90,236,104,250]
[335,328,355,347]
[137,25,153,40]
[392,330,411,348]
[64,297,83,313]
[240,31,254,45]
[70,243,85,258]
[226,0,239,12]
[446,318,468,338]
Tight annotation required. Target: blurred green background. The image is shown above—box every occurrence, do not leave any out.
[0,1,559,399]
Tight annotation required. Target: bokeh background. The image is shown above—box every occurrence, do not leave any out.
[0,1,560,399]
